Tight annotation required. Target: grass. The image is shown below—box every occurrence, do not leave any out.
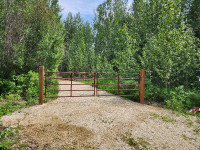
[193,127,200,134]
[101,119,113,124]
[161,115,176,123]
[0,97,26,118]
[182,134,196,141]
[0,122,21,149]
[121,132,150,150]
[150,113,176,123]
[185,118,194,126]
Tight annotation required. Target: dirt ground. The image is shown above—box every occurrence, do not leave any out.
[2,80,200,150]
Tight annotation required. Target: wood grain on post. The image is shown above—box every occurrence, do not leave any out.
[39,66,44,105]
[140,69,145,104]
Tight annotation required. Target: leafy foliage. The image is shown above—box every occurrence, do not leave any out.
[0,123,21,149]
[165,86,200,112]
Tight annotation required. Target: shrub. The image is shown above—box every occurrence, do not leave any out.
[145,80,170,102]
[165,86,200,112]
[0,79,16,95]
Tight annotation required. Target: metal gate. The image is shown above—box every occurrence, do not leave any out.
[45,71,96,98]
[96,72,140,97]
[39,66,145,105]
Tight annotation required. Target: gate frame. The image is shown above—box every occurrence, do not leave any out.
[44,71,95,98]
[39,66,145,105]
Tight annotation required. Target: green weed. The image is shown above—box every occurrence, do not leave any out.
[161,115,176,123]
[127,137,137,146]
[150,113,160,119]
[0,124,21,149]
[193,127,200,134]
[185,118,194,126]
[0,99,26,117]
[121,133,150,150]
[150,113,176,123]
[196,119,200,124]
[19,143,28,148]
[182,134,196,141]
[101,119,113,124]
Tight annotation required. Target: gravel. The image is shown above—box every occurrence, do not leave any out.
[2,80,200,150]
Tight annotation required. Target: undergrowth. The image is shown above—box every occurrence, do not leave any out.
[0,122,21,149]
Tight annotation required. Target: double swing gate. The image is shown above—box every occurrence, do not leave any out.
[39,66,145,105]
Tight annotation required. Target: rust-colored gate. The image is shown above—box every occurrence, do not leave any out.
[96,72,140,97]
[39,66,145,105]
[45,71,96,98]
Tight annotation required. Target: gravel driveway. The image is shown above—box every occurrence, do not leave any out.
[2,80,200,150]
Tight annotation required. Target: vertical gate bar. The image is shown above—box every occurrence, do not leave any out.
[45,73,47,98]
[138,74,140,96]
[39,66,44,105]
[94,72,95,96]
[96,73,98,96]
[118,73,119,96]
[71,73,72,97]
[140,69,145,104]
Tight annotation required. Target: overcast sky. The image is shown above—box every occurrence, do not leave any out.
[58,0,132,23]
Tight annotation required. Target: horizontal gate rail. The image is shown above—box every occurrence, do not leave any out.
[96,95,139,97]
[97,89,139,91]
[47,95,95,98]
[97,78,139,80]
[47,90,94,92]
[98,78,140,80]
[47,84,93,85]
[97,72,139,75]
[46,71,94,74]
[46,77,94,80]
[96,84,139,85]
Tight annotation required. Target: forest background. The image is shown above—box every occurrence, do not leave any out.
[0,0,200,115]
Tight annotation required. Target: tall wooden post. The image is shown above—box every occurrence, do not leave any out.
[140,69,145,104]
[71,73,72,97]
[39,66,44,105]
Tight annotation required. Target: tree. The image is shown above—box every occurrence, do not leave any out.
[0,0,65,78]
[141,0,200,88]
[94,0,128,64]
[62,13,94,72]
[188,0,200,39]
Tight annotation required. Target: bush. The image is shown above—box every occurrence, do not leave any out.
[145,80,200,112]
[165,86,200,112]
[145,80,170,102]
[18,71,59,103]
[1,71,59,105]
[0,96,25,117]
[0,79,16,95]
[0,71,59,117]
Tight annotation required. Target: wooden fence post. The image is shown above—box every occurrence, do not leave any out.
[39,66,44,105]
[140,69,145,104]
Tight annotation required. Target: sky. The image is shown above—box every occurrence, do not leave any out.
[58,0,105,23]
[58,0,132,23]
